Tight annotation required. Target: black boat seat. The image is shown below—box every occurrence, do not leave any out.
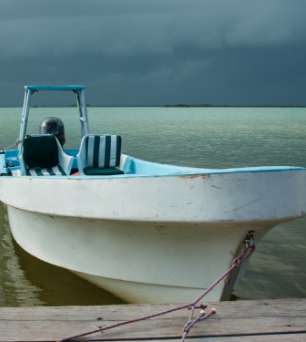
[77,134,124,175]
[20,134,74,176]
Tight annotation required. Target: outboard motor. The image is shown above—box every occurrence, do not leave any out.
[39,117,66,145]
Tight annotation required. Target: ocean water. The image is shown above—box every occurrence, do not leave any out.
[0,106,306,305]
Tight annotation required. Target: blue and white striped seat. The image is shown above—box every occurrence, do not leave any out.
[27,166,66,176]
[77,134,123,175]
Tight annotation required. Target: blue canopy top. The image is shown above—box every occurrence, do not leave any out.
[25,85,85,92]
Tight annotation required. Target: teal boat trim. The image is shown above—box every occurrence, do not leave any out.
[25,85,85,92]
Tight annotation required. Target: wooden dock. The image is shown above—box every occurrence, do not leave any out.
[1,299,306,342]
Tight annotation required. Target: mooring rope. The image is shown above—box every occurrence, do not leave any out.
[57,230,256,342]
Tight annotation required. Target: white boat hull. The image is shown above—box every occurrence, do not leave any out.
[7,206,272,303]
[1,168,305,303]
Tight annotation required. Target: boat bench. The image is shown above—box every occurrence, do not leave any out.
[19,134,74,176]
[77,134,124,176]
[18,134,124,176]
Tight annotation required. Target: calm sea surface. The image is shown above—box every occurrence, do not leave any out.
[1,107,306,305]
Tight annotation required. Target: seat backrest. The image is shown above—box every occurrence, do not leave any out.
[79,134,122,170]
[23,134,59,169]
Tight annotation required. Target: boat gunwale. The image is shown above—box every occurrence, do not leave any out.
[5,203,301,225]
[0,167,305,180]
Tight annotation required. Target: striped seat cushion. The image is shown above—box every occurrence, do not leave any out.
[84,135,121,168]
[27,165,66,176]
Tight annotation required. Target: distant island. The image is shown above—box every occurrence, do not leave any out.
[1,104,306,108]
[163,104,306,108]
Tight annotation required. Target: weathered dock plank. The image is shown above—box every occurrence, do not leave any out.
[1,299,306,342]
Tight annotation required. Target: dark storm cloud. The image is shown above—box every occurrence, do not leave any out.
[0,0,306,105]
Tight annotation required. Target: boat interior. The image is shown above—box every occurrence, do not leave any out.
[0,85,304,178]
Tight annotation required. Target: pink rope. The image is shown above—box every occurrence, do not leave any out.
[58,231,255,342]
[181,307,216,342]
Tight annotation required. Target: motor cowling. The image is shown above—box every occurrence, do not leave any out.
[39,117,66,145]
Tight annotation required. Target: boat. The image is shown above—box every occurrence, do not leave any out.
[0,85,305,304]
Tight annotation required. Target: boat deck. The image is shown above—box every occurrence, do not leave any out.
[1,298,306,341]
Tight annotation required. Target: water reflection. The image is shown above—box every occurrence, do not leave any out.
[0,203,122,306]
[0,203,43,306]
[236,217,306,299]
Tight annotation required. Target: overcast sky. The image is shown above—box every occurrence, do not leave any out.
[1,0,306,106]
